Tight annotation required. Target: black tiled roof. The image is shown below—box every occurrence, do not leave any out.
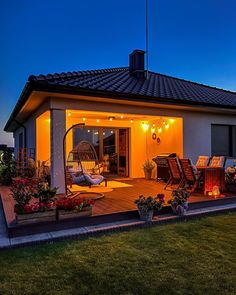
[4,67,236,132]
[29,67,236,107]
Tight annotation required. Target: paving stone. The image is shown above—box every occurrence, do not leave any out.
[0,202,235,249]
[0,237,10,248]
[10,233,52,246]
[49,227,88,239]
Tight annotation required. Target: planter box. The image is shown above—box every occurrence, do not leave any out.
[58,206,92,220]
[16,210,56,225]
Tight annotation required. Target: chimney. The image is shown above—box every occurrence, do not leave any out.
[129,49,146,79]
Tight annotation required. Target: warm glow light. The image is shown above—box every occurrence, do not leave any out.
[163,121,166,125]
[96,119,100,123]
[165,124,169,130]
[121,115,124,119]
[130,119,134,123]
[151,127,155,133]
[46,119,51,123]
[109,117,113,121]
[88,130,91,133]
[142,122,149,131]
[158,127,162,133]
[169,118,175,124]
[152,123,156,127]
[68,112,71,117]
[82,117,86,121]
[212,186,220,197]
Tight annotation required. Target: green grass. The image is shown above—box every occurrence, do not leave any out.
[0,213,236,295]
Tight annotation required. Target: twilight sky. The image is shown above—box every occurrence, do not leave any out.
[0,0,236,146]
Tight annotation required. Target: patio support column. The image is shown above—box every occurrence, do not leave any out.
[50,109,66,194]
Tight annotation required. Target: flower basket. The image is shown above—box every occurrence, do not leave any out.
[138,209,153,222]
[135,194,165,222]
[58,206,92,220]
[16,210,56,225]
[168,189,190,217]
[56,197,94,220]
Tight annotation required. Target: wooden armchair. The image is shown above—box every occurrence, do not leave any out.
[165,158,184,190]
[179,159,202,194]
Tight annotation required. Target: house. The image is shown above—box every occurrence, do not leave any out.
[4,49,236,194]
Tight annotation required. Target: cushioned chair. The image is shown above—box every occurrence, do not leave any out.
[209,156,225,168]
[196,156,210,167]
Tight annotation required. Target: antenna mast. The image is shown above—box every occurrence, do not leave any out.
[146,0,149,79]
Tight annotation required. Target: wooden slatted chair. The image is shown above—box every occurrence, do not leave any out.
[179,159,202,194]
[165,158,184,190]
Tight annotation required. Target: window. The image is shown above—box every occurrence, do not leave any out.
[211,124,236,157]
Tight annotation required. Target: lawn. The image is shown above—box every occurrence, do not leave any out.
[0,213,236,295]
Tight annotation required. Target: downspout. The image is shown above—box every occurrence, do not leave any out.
[13,119,27,148]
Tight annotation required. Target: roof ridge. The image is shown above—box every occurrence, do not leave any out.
[148,71,236,96]
[28,67,128,82]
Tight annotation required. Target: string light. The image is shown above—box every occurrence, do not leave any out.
[165,124,169,130]
[158,127,162,133]
[96,119,100,123]
[169,118,175,124]
[141,122,149,131]
[130,119,134,123]
[120,115,124,119]
[82,117,86,121]
[68,112,71,117]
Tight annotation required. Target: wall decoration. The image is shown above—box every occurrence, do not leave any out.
[156,137,161,145]
[152,133,157,140]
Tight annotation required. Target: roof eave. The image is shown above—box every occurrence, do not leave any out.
[5,81,236,132]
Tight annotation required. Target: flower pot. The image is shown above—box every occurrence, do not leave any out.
[138,209,154,222]
[58,206,92,220]
[171,202,188,217]
[16,210,56,225]
[144,169,152,180]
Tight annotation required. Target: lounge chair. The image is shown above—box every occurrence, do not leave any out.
[165,158,184,190]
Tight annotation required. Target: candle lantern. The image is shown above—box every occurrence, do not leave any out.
[212,185,220,197]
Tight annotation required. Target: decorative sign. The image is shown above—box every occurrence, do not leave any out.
[152,133,157,140]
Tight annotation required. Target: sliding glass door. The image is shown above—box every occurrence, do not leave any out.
[73,126,129,176]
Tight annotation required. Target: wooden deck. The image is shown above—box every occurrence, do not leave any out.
[92,178,231,215]
[1,178,233,227]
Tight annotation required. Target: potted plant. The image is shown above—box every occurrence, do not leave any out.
[142,159,155,180]
[134,194,165,222]
[225,164,236,193]
[168,189,190,216]
[10,178,57,224]
[56,197,94,220]
[33,182,57,204]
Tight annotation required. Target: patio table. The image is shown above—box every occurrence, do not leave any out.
[197,167,225,195]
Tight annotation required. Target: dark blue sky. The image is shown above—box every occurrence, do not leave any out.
[1,0,236,145]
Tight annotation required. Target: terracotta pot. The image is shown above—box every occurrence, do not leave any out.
[144,169,153,180]
[138,209,154,222]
